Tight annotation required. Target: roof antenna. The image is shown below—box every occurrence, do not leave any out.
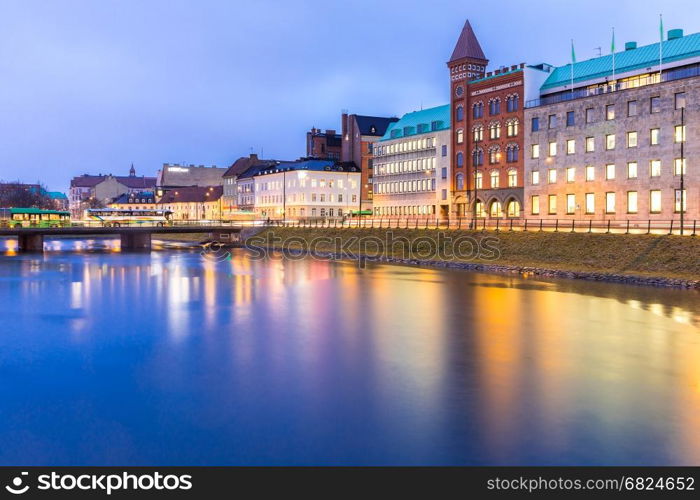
[594,46,602,57]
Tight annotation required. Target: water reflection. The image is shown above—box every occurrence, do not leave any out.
[0,242,698,465]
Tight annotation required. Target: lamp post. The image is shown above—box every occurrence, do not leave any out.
[680,105,685,235]
[472,135,480,227]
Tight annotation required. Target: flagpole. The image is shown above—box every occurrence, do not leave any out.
[611,28,616,87]
[659,14,663,80]
[570,39,575,95]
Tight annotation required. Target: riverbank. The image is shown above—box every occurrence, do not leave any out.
[245,227,700,289]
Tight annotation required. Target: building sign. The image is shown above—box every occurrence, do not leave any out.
[168,167,190,173]
[471,80,522,97]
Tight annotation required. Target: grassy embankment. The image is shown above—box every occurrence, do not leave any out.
[247,227,700,282]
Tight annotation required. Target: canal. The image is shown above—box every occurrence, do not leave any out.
[0,238,698,465]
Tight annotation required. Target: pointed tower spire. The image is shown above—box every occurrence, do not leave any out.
[449,20,487,63]
[129,163,136,177]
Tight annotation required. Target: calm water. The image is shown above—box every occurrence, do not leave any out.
[0,238,699,465]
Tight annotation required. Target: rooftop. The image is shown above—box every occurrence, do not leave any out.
[352,115,399,137]
[379,105,450,141]
[449,19,487,63]
[255,159,359,177]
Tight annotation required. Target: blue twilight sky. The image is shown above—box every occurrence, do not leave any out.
[1,0,699,191]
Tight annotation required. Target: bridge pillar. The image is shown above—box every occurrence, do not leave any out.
[17,234,44,252]
[120,232,151,251]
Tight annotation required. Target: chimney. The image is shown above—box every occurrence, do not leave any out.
[249,153,258,160]
[325,129,336,135]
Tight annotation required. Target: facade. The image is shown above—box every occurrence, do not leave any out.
[222,154,278,216]
[524,29,699,221]
[108,191,157,210]
[306,128,342,160]
[69,165,156,218]
[157,186,223,221]
[341,113,399,210]
[372,105,452,218]
[155,163,226,198]
[248,159,361,219]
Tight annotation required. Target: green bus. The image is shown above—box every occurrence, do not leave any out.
[0,208,72,228]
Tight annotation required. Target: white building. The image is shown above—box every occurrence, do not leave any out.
[246,159,361,219]
[371,105,452,218]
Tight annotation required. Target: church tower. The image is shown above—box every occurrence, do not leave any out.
[448,20,488,216]
[129,163,136,177]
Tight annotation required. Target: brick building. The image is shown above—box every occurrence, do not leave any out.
[306,128,342,160]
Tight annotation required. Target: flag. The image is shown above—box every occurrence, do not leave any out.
[611,28,615,53]
[659,14,663,41]
[571,39,576,64]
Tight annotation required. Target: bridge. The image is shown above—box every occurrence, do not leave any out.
[0,225,253,251]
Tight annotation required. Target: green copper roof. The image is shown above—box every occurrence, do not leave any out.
[470,68,522,84]
[541,31,700,91]
[380,104,450,141]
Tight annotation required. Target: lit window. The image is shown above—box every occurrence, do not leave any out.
[548,141,557,156]
[675,189,687,213]
[650,160,661,177]
[585,137,595,152]
[548,194,557,214]
[548,169,557,184]
[605,134,615,150]
[627,162,638,179]
[650,128,660,145]
[531,195,540,215]
[457,129,464,144]
[490,170,500,188]
[605,192,616,213]
[508,170,517,187]
[650,190,662,213]
[531,171,540,185]
[674,158,687,176]
[585,193,595,214]
[566,167,575,183]
[606,104,615,120]
[674,125,686,143]
[475,171,483,189]
[566,194,576,214]
[566,139,575,154]
[585,165,595,181]
[627,131,637,148]
[531,144,540,158]
[627,191,638,213]
[605,164,615,180]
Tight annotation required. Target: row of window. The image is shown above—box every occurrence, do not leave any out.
[257,193,358,205]
[374,137,437,156]
[531,126,686,158]
[374,205,437,216]
[469,119,520,142]
[531,159,687,185]
[455,170,518,191]
[374,178,437,195]
[531,92,687,131]
[254,178,357,191]
[531,190,687,215]
[471,95,520,119]
[374,157,437,176]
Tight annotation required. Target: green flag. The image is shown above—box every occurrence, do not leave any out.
[571,39,576,64]
[660,14,663,41]
[611,28,615,53]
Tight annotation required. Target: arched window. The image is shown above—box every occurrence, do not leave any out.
[489,123,501,140]
[508,169,518,187]
[456,173,465,191]
[506,144,519,163]
[456,105,464,121]
[507,199,520,217]
[490,170,500,188]
[489,200,503,217]
[472,148,483,166]
[488,146,500,164]
[489,98,501,116]
[456,152,464,167]
[506,119,519,137]
[475,171,483,189]
[456,129,464,144]
[473,125,483,142]
[472,102,483,119]
[506,94,520,112]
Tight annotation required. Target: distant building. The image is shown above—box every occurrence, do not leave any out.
[341,113,399,209]
[46,191,69,211]
[69,165,156,218]
[155,163,227,198]
[306,128,342,159]
[0,182,68,211]
[108,191,157,210]
[157,185,223,221]
[239,159,360,219]
[222,154,278,216]
[372,105,452,218]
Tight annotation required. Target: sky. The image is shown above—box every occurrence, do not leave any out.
[1,0,699,191]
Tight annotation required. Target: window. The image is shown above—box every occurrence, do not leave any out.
[548,168,557,184]
[627,191,638,213]
[531,117,540,132]
[490,171,500,188]
[566,167,575,183]
[457,129,464,144]
[456,173,465,191]
[548,141,557,156]
[441,144,447,156]
[475,171,483,189]
[473,125,483,141]
[585,193,595,214]
[675,189,687,213]
[456,152,464,167]
[674,158,687,176]
[566,139,575,154]
[548,114,557,128]
[650,160,661,177]
[585,137,595,152]
[674,125,686,143]
[585,108,594,123]
[489,147,500,164]
[605,164,615,180]
[605,192,616,214]
[605,134,615,150]
[472,148,483,166]
[650,128,660,145]
[566,194,576,214]
[548,195,557,214]
[675,92,686,110]
[627,100,638,117]
[531,144,540,159]
[650,96,661,113]
[531,195,540,215]
[531,170,540,185]
[566,111,575,126]
[585,165,595,181]
[473,102,483,119]
[489,99,500,115]
[456,105,464,121]
[508,170,517,187]
[506,145,519,163]
[626,131,637,148]
[506,120,518,137]
[606,104,615,120]
[506,94,519,112]
[650,190,662,213]
[627,161,638,179]
[489,123,501,139]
